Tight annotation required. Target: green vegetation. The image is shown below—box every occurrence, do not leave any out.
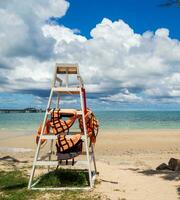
[0,170,37,200]
[37,168,89,187]
[0,169,101,200]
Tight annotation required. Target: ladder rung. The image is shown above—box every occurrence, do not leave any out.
[47,109,83,115]
[31,186,91,191]
[76,160,89,165]
[41,132,82,140]
[41,135,57,139]
[52,87,81,94]
[36,151,93,165]
[36,161,58,166]
[35,160,90,166]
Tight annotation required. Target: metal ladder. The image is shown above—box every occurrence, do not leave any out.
[28,63,97,190]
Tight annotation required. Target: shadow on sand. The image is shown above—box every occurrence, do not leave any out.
[137,168,180,181]
[128,167,180,199]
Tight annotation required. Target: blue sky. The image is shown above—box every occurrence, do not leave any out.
[57,0,180,39]
[0,0,180,110]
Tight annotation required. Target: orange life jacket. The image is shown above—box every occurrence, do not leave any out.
[36,108,99,146]
[50,108,77,135]
[56,134,81,152]
[78,109,99,144]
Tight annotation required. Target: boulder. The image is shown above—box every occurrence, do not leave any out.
[168,158,180,171]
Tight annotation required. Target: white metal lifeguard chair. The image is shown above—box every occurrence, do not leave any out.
[28,63,97,190]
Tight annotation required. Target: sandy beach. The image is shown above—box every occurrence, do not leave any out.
[0,129,180,200]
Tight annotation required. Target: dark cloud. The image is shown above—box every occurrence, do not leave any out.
[0,76,9,85]
[5,34,56,61]
[0,58,14,69]
[18,89,50,97]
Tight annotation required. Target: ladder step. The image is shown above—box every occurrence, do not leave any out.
[47,109,83,115]
[31,186,91,191]
[35,160,90,166]
[41,132,84,140]
[36,161,58,166]
[41,135,57,139]
[52,87,81,94]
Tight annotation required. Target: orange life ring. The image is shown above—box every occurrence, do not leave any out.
[36,119,50,145]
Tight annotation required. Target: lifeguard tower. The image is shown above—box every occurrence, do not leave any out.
[28,63,98,190]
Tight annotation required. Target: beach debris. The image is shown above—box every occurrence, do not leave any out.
[156,163,170,170]
[0,155,28,163]
[100,179,118,184]
[0,155,20,162]
[156,158,180,171]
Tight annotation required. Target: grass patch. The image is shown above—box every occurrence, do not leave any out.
[0,170,38,200]
[36,168,89,187]
[0,171,27,190]
[0,169,101,200]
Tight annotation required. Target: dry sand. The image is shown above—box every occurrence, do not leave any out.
[0,129,180,200]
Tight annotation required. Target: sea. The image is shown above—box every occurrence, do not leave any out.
[1,111,180,133]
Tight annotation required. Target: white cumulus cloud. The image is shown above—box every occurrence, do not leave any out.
[0,1,180,107]
[100,89,142,103]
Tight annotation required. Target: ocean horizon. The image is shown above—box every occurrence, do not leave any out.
[1,110,180,133]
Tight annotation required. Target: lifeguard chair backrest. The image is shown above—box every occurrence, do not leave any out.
[53,63,86,111]
[53,63,83,88]
[56,63,78,75]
